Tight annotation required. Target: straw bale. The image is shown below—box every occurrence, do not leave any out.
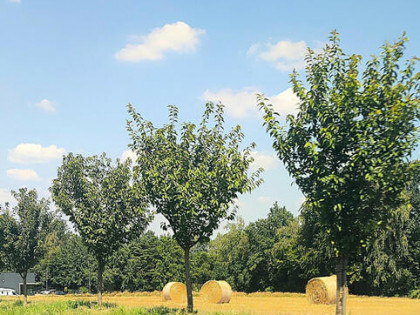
[200,280,232,303]
[162,282,186,302]
[306,275,338,304]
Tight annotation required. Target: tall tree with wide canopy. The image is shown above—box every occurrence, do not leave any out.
[0,188,49,304]
[51,153,150,306]
[127,102,262,311]
[258,32,420,314]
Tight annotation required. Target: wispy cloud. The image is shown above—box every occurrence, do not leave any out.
[7,169,41,181]
[115,21,205,62]
[35,99,55,112]
[201,87,299,119]
[8,0,21,3]
[8,143,65,164]
[248,39,321,71]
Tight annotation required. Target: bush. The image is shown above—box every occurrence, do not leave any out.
[79,286,89,294]
[409,289,420,299]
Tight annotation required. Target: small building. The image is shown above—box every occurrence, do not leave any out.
[0,273,38,295]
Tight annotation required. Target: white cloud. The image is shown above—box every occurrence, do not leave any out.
[249,40,311,71]
[270,88,300,116]
[115,21,205,62]
[201,87,299,119]
[8,143,65,164]
[35,99,55,112]
[8,0,21,3]
[0,189,14,204]
[250,151,278,171]
[120,150,137,163]
[202,87,259,119]
[7,169,41,181]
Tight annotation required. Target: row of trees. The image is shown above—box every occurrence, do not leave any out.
[1,102,260,311]
[1,32,419,315]
[2,189,418,298]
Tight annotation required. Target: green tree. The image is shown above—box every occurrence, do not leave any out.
[258,32,420,314]
[241,203,294,292]
[208,218,248,291]
[34,210,67,291]
[34,233,95,292]
[407,165,420,291]
[127,103,262,311]
[51,153,150,306]
[0,188,48,304]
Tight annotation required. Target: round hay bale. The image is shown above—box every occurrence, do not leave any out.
[200,280,232,303]
[306,275,337,304]
[162,282,186,302]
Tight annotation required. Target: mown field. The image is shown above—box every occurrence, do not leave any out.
[1,291,420,315]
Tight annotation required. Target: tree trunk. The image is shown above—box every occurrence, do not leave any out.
[22,271,28,305]
[335,256,348,315]
[184,247,194,312]
[46,266,49,291]
[97,259,104,307]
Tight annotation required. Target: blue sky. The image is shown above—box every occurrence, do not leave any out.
[1,0,419,233]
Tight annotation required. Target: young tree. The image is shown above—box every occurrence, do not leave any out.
[127,102,262,311]
[258,32,419,314]
[0,188,48,304]
[51,153,150,306]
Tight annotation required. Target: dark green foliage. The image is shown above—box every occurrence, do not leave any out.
[208,204,304,293]
[297,203,335,280]
[29,197,420,297]
[33,210,68,290]
[407,168,420,290]
[38,234,95,291]
[105,232,184,292]
[207,218,249,291]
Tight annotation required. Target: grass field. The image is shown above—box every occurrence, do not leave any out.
[1,291,420,315]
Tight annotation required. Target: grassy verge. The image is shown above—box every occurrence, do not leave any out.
[0,300,196,315]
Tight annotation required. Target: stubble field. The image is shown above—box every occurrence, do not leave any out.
[2,291,420,315]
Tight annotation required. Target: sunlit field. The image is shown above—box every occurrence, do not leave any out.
[2,291,420,315]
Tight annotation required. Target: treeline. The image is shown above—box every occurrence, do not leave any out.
[27,176,419,297]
